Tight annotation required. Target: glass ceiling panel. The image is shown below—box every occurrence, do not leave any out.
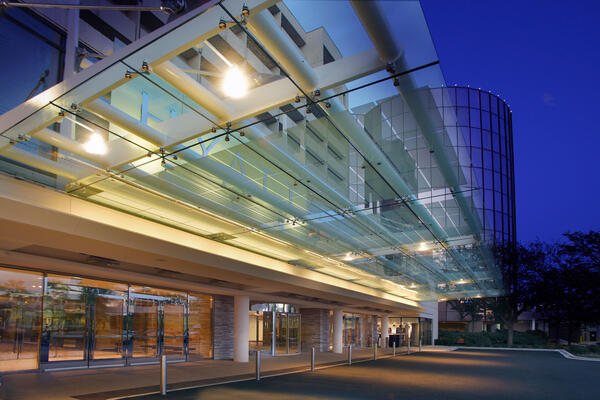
[0,0,501,301]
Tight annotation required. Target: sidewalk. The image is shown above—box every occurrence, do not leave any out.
[0,347,408,400]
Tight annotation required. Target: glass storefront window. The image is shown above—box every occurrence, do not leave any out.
[43,277,87,362]
[0,267,43,372]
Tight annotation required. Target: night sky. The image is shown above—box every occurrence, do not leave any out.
[420,0,600,242]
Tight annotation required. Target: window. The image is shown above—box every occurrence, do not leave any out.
[281,14,305,47]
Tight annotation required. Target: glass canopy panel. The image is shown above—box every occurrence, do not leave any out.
[0,0,502,301]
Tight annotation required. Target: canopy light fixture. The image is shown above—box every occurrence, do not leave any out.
[417,242,428,252]
[223,66,248,98]
[84,133,107,155]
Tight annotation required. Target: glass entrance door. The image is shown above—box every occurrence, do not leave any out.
[131,297,159,362]
[89,294,126,366]
[288,314,300,353]
[41,276,128,370]
[274,312,301,355]
[275,312,287,354]
[129,290,187,364]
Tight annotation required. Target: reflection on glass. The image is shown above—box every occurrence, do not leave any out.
[0,267,43,372]
[93,295,124,360]
[163,302,184,355]
[275,313,287,354]
[132,298,158,358]
[188,294,212,358]
[249,311,273,352]
[288,315,300,353]
[44,279,86,362]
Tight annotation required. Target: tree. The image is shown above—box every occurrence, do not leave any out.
[447,298,486,332]
[488,241,547,346]
[535,231,600,344]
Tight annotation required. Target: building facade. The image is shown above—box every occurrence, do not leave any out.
[0,0,514,373]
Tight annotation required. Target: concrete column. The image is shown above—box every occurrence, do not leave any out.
[333,309,344,353]
[234,295,249,362]
[382,316,389,348]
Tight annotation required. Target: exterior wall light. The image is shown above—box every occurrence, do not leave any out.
[223,66,248,98]
[84,133,107,155]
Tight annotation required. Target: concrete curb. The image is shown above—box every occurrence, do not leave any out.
[454,346,600,362]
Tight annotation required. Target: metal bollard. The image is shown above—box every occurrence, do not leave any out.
[408,340,411,354]
[393,341,396,357]
[373,343,377,360]
[311,347,315,372]
[419,339,422,352]
[348,344,352,366]
[160,355,167,396]
[256,351,261,381]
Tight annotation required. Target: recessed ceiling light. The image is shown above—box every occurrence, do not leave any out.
[84,133,107,155]
[223,66,248,98]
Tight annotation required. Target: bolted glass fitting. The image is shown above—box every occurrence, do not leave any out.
[141,61,150,73]
[218,17,227,30]
[125,71,133,79]
[241,3,249,16]
[294,95,301,103]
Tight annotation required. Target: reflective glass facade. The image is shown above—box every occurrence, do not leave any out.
[0,266,212,373]
[429,86,515,245]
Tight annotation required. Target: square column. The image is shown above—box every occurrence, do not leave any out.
[333,309,344,353]
[234,295,249,362]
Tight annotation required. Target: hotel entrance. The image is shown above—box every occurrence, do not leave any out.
[250,303,301,356]
[0,266,212,373]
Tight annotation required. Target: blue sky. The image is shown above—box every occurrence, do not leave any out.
[286,0,600,243]
[420,0,600,242]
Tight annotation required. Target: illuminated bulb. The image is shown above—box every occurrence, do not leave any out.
[343,252,354,261]
[84,133,107,155]
[417,242,428,251]
[223,66,248,98]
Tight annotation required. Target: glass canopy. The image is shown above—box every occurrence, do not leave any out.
[0,0,505,302]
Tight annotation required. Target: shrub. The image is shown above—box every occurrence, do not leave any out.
[437,329,550,347]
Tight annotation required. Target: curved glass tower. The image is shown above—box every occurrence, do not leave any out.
[429,86,515,246]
